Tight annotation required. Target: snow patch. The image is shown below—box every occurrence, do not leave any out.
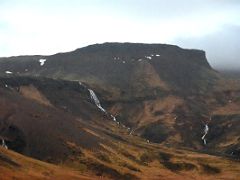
[156,54,160,57]
[39,59,47,66]
[145,56,152,60]
[5,71,13,74]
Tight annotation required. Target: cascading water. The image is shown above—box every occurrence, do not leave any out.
[201,124,209,145]
[88,89,106,113]
[88,89,120,124]
[1,139,8,149]
[84,85,130,130]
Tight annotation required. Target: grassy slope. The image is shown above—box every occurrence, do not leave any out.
[0,147,93,180]
[55,119,240,180]
[1,130,240,180]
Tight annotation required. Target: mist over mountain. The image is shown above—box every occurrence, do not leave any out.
[174,25,240,70]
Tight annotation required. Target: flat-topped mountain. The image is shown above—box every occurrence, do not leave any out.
[0,43,222,147]
[0,43,218,99]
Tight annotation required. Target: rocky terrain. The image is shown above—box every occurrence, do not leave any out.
[0,43,240,179]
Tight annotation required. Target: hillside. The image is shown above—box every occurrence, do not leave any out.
[0,147,92,180]
[0,43,221,148]
[0,43,240,179]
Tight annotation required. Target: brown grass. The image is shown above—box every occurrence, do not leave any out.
[0,147,94,180]
[19,85,52,106]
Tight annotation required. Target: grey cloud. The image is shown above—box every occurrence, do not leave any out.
[173,25,240,70]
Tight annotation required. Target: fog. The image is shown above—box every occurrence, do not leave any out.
[173,25,240,70]
[0,0,239,70]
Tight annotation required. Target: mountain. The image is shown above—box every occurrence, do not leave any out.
[0,43,218,96]
[0,43,240,179]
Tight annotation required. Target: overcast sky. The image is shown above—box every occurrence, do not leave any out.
[0,0,239,69]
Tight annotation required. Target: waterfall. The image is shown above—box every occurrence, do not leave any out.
[201,124,209,145]
[111,115,117,122]
[87,88,130,129]
[88,89,106,113]
[88,89,119,123]
[1,139,8,149]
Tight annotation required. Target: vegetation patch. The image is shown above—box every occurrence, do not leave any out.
[0,153,21,168]
[87,161,139,180]
[158,152,196,172]
[140,152,156,164]
[66,142,84,156]
[121,151,142,165]
[158,152,172,162]
[162,161,196,172]
[121,162,141,172]
[96,152,111,163]
[142,123,170,143]
[154,110,164,116]
[200,163,221,174]
[105,132,128,143]
[63,161,87,172]
[4,125,27,153]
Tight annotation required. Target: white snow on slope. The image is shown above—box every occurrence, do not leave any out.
[5,71,13,74]
[145,56,152,60]
[39,59,47,66]
[114,57,120,60]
